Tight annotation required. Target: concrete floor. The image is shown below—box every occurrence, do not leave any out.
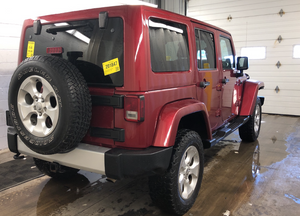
[0,114,300,216]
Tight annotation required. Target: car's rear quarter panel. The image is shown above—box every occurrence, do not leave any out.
[114,7,199,149]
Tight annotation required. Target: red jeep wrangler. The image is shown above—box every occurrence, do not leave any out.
[6,5,264,215]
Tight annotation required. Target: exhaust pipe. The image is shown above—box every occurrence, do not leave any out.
[106,177,117,183]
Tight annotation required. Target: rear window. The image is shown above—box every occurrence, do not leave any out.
[23,17,124,87]
[149,18,190,72]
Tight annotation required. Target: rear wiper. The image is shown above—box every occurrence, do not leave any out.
[46,23,88,35]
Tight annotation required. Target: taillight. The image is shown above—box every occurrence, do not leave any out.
[124,95,145,122]
[46,47,63,54]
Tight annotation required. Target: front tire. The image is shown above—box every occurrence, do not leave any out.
[239,97,262,142]
[149,129,204,215]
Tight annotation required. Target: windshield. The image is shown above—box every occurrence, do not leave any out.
[23,17,124,87]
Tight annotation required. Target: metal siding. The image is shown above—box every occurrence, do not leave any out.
[160,0,187,15]
[188,0,300,116]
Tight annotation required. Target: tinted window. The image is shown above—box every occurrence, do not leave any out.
[220,37,235,70]
[195,29,215,69]
[149,18,189,72]
[23,18,124,87]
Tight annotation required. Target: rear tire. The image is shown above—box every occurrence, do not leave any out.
[239,97,262,142]
[34,158,79,179]
[149,129,204,215]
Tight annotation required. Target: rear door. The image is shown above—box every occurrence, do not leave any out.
[193,24,222,130]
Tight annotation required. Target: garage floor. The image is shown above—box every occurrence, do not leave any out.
[0,114,300,216]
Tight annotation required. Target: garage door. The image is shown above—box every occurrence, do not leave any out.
[188,0,300,116]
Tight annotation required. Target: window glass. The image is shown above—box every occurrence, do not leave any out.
[241,47,266,59]
[220,37,235,70]
[149,18,190,72]
[195,29,215,69]
[24,18,124,87]
[293,45,300,58]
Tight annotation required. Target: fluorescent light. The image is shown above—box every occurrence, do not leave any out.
[149,20,183,34]
[53,23,90,44]
[66,30,90,44]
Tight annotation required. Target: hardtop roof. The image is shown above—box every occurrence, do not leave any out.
[34,5,230,36]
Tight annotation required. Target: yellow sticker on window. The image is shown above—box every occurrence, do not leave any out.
[26,41,35,58]
[102,58,120,76]
[203,63,210,69]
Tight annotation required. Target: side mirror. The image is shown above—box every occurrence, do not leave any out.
[235,57,248,77]
[237,56,249,71]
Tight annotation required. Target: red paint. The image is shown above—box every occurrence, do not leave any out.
[240,80,264,116]
[114,86,197,149]
[18,19,33,64]
[17,5,264,150]
[231,77,246,115]
[82,87,115,146]
[152,99,210,147]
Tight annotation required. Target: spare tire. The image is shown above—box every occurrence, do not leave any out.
[8,56,91,154]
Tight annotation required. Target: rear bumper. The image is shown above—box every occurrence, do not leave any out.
[7,127,172,180]
[105,146,173,179]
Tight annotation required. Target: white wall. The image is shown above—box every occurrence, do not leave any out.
[0,20,21,150]
[0,0,156,150]
[188,0,300,116]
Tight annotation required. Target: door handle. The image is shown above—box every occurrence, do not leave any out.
[199,81,210,88]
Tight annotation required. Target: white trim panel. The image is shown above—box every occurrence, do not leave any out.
[18,137,110,175]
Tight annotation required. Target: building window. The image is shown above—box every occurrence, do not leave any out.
[293,45,300,58]
[241,47,266,59]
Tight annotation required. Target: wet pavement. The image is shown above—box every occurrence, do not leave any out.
[0,114,300,216]
[0,156,43,192]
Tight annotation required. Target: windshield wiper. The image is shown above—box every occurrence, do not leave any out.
[46,23,88,35]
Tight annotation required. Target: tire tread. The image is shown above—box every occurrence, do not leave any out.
[10,55,91,154]
[149,129,204,215]
[239,97,262,142]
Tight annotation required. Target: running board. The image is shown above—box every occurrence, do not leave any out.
[204,116,250,148]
